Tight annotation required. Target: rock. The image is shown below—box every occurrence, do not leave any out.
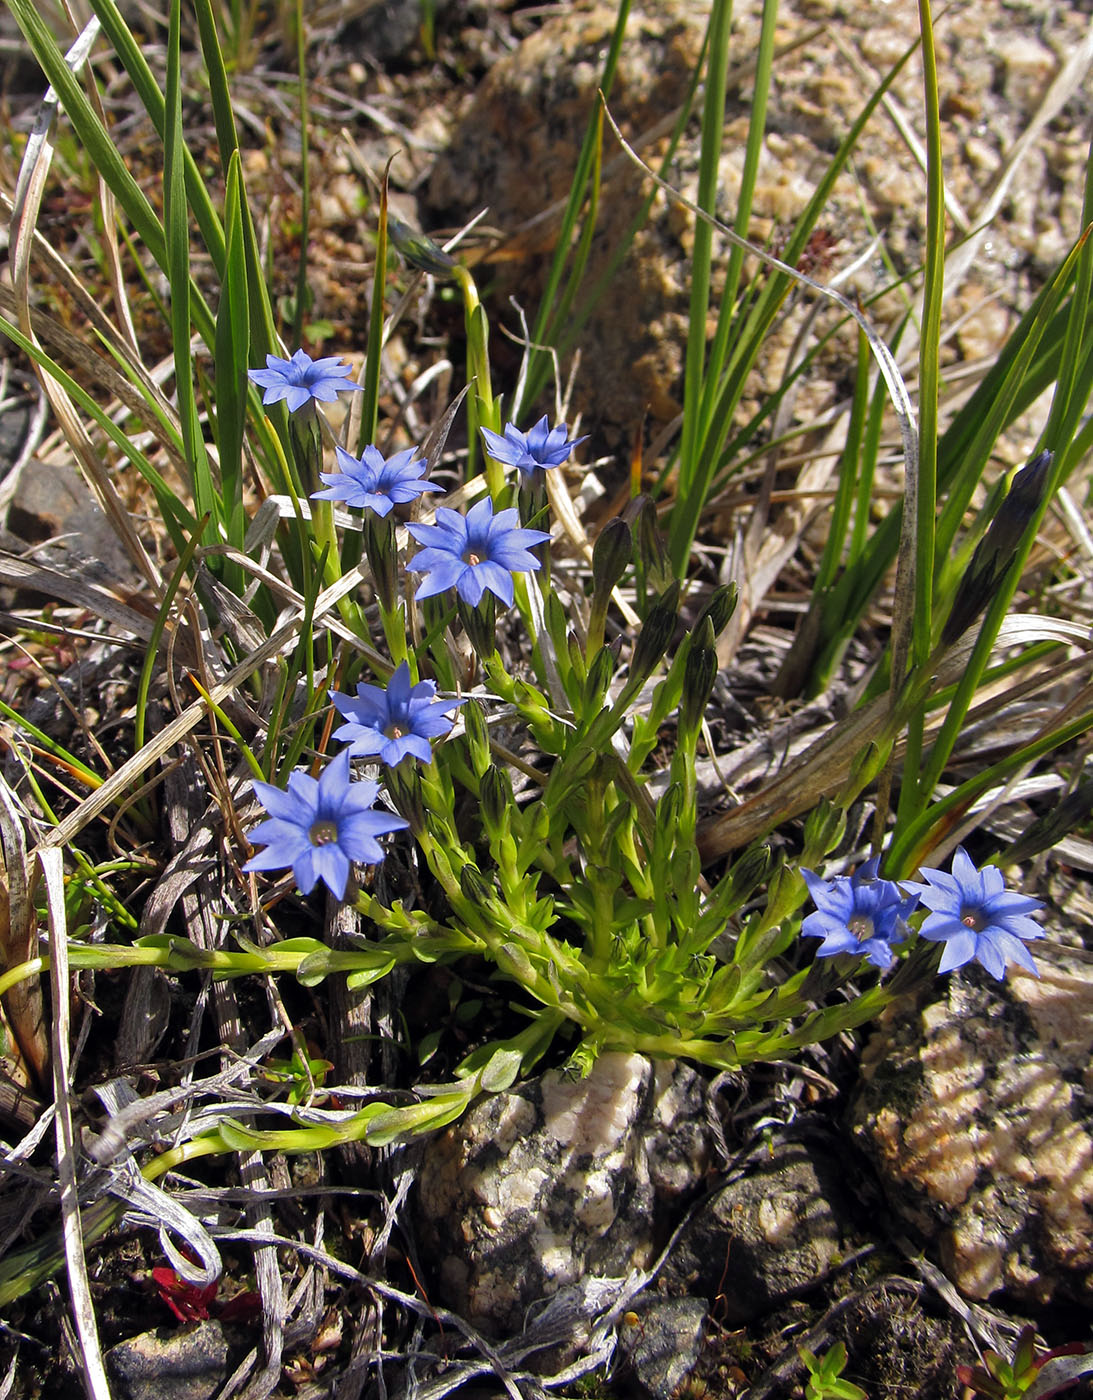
[414,1052,712,1334]
[106,1321,241,1400]
[6,457,140,587]
[662,1136,853,1324]
[424,0,1092,457]
[622,1295,707,1400]
[849,950,1093,1305]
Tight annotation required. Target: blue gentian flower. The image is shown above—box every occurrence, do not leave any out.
[801,857,917,970]
[330,661,463,766]
[903,846,1044,979]
[248,350,365,413]
[311,444,440,516]
[244,750,408,899]
[480,416,587,476]
[406,497,550,608]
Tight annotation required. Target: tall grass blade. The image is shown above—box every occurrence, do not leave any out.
[165,0,219,543]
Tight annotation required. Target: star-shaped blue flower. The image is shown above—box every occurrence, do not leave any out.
[800,857,917,970]
[406,497,550,608]
[244,750,408,899]
[330,662,463,766]
[902,846,1044,979]
[248,350,365,413]
[480,416,587,477]
[311,444,440,516]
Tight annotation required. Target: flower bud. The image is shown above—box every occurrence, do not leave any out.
[692,583,738,641]
[459,863,494,907]
[591,516,632,600]
[584,641,615,711]
[630,581,680,686]
[627,495,674,598]
[943,449,1053,646]
[462,698,491,776]
[388,216,458,279]
[680,619,718,734]
[479,764,512,830]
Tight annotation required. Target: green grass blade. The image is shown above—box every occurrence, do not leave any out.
[673,0,733,577]
[663,29,920,575]
[290,0,312,348]
[165,0,219,541]
[519,0,633,415]
[215,151,250,561]
[697,0,777,447]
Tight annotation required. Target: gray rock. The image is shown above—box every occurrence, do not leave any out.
[415,1052,712,1333]
[6,457,140,587]
[622,1295,707,1400]
[662,1136,852,1324]
[106,1321,238,1400]
[849,948,1093,1305]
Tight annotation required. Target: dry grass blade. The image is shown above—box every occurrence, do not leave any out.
[32,564,369,853]
[698,615,1093,859]
[0,775,48,1088]
[40,846,111,1399]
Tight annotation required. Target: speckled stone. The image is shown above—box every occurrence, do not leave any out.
[661,1136,853,1324]
[414,1052,711,1333]
[849,949,1093,1305]
[424,0,1092,455]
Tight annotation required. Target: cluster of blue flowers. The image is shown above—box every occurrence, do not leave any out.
[245,351,1047,986]
[802,846,1044,980]
[243,350,583,897]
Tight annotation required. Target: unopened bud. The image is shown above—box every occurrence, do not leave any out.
[680,628,718,735]
[591,517,632,600]
[630,581,680,685]
[479,765,512,830]
[584,642,615,710]
[627,495,674,597]
[692,583,738,641]
[459,863,493,906]
[462,698,490,776]
[802,799,846,861]
[943,449,1054,645]
[388,216,458,279]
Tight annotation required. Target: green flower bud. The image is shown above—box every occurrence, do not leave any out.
[680,631,718,735]
[630,581,680,686]
[943,449,1053,646]
[479,764,512,830]
[388,216,458,279]
[583,641,615,712]
[592,516,632,599]
[462,698,491,777]
[692,583,738,641]
[627,495,674,598]
[459,863,494,906]
[801,799,846,861]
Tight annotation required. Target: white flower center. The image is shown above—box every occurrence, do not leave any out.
[961,906,985,931]
[848,915,874,942]
[309,819,339,847]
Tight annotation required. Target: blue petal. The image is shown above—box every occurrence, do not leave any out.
[308,844,350,899]
[936,928,977,972]
[973,934,1007,980]
[414,556,468,600]
[455,565,488,607]
[474,560,516,607]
